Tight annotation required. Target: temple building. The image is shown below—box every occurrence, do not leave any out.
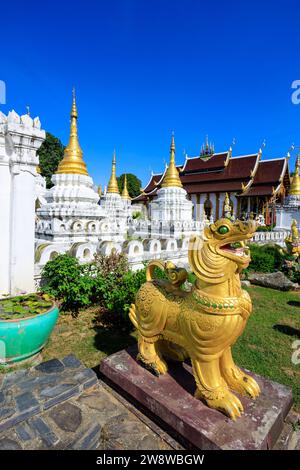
[133,139,291,226]
[35,91,130,267]
[276,156,300,230]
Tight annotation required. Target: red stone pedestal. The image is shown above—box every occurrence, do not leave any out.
[100,347,293,450]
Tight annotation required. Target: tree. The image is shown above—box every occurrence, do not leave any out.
[117,173,142,199]
[37,132,65,188]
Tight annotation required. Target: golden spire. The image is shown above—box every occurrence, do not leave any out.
[97,184,102,197]
[122,174,131,200]
[107,150,120,194]
[289,155,300,195]
[161,133,182,188]
[56,89,89,176]
[36,165,41,174]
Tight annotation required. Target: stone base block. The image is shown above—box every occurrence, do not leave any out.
[100,347,293,450]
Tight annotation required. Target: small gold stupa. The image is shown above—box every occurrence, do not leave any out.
[289,156,300,196]
[161,134,182,188]
[122,174,131,200]
[107,150,120,194]
[56,89,89,176]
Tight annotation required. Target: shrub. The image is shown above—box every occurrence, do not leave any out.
[41,252,146,322]
[96,269,147,323]
[41,254,95,313]
[256,224,275,232]
[93,251,129,279]
[248,244,284,273]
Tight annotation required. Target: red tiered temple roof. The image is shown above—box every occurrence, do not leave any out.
[134,151,289,202]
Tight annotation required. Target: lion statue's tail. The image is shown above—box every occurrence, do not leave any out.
[146,260,188,287]
[129,303,138,329]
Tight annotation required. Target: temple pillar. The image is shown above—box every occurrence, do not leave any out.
[232,193,238,217]
[196,194,201,221]
[215,193,220,220]
[219,192,226,217]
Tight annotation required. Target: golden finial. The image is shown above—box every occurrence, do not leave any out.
[161,133,182,188]
[36,165,41,174]
[107,150,120,194]
[97,184,102,197]
[289,155,300,195]
[224,193,232,218]
[56,89,89,176]
[122,174,131,200]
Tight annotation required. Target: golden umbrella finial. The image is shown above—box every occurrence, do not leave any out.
[161,133,182,188]
[289,155,300,196]
[122,174,131,200]
[56,89,89,176]
[107,149,120,194]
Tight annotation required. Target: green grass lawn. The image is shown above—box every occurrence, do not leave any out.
[232,286,300,411]
[1,286,300,412]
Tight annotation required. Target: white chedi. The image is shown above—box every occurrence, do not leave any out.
[149,135,193,224]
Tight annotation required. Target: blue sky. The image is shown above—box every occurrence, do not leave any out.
[1,0,300,186]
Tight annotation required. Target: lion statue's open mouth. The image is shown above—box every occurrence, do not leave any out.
[129,217,260,420]
[212,219,256,267]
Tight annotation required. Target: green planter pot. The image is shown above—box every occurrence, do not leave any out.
[0,303,59,365]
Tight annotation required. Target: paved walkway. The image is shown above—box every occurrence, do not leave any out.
[0,356,180,450]
[0,355,299,450]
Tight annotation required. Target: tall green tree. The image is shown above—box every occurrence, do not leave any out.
[37,132,65,188]
[117,173,142,199]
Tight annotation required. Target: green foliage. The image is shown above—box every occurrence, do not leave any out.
[117,173,142,198]
[0,293,53,320]
[132,211,144,220]
[95,269,146,323]
[41,252,146,324]
[256,225,275,232]
[282,257,300,283]
[187,272,196,284]
[93,251,129,278]
[41,254,94,313]
[37,132,65,188]
[248,243,284,273]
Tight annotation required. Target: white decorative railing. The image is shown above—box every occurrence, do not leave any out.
[251,230,289,246]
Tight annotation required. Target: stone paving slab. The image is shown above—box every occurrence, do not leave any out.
[0,355,174,450]
[0,356,97,434]
[100,347,295,450]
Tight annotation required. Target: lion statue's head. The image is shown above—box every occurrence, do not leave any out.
[189,218,257,286]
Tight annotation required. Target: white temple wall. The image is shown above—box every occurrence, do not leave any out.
[0,155,11,294]
[0,111,45,296]
[10,169,37,294]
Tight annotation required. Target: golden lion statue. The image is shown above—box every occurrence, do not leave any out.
[129,218,260,420]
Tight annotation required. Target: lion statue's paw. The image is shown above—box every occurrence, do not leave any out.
[222,367,261,399]
[195,388,244,421]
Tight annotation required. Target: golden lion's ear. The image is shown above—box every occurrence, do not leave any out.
[204,226,212,239]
